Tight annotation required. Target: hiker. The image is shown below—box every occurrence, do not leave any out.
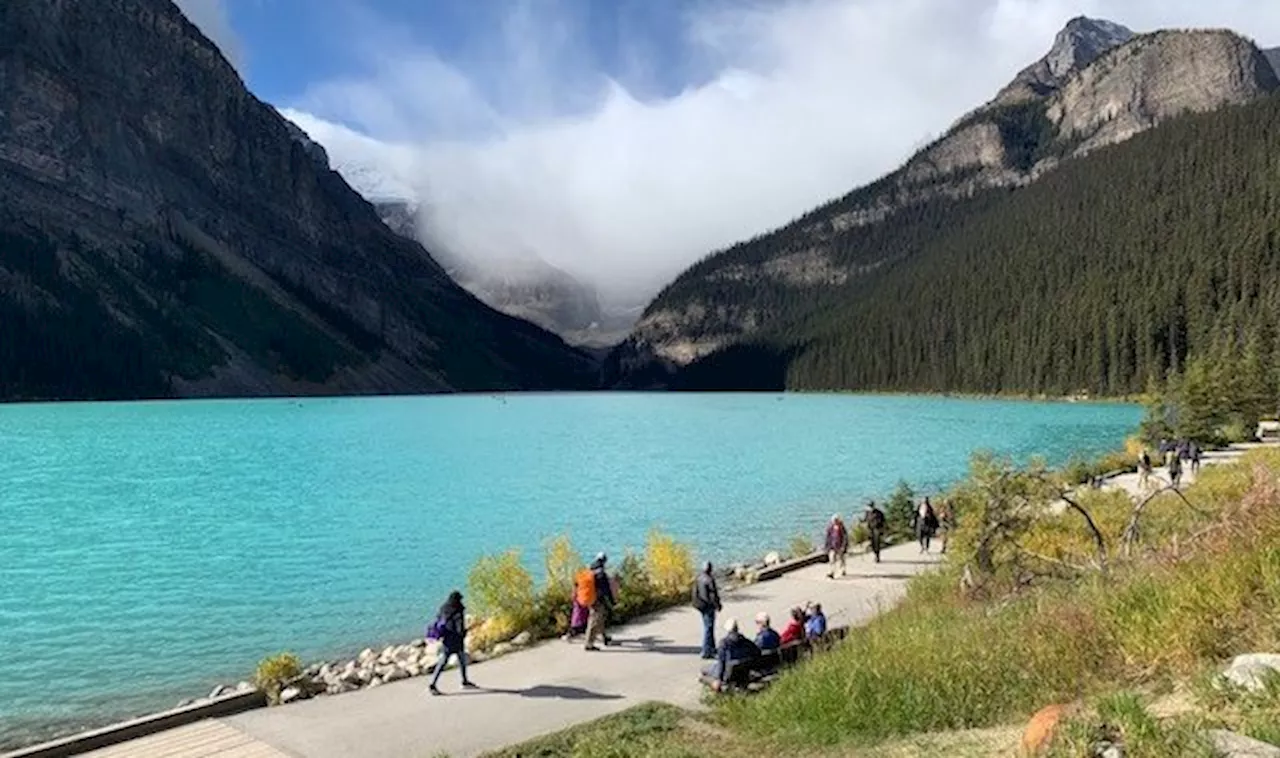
[804,602,827,639]
[780,607,806,645]
[565,564,595,641]
[703,618,761,692]
[754,612,781,651]
[1190,441,1202,474]
[914,497,939,553]
[427,590,476,695]
[863,500,886,563]
[824,514,849,579]
[1168,451,1183,489]
[693,561,723,659]
[937,500,955,555]
[584,553,615,651]
[1138,449,1153,489]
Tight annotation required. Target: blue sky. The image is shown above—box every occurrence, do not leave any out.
[180,0,1280,303]
[227,0,720,132]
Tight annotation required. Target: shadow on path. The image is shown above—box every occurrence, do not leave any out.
[459,685,624,701]
[608,636,701,656]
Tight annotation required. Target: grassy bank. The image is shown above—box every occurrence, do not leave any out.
[482,445,1280,757]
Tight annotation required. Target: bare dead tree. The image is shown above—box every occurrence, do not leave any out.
[1056,489,1109,574]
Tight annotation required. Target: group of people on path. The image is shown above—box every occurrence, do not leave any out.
[1138,439,1201,490]
[824,497,952,570]
[694,560,831,689]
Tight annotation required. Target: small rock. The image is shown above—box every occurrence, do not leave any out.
[1221,654,1280,693]
[208,685,231,699]
[470,651,488,663]
[423,640,442,659]
[176,699,194,708]
[763,551,782,567]
[1205,730,1280,757]
[367,677,383,688]
[235,681,254,693]
[512,631,533,647]
[279,686,303,704]
[732,565,748,581]
[406,664,422,677]
[358,648,377,663]
[1020,704,1072,755]
[410,638,427,649]
[492,642,514,657]
[1094,743,1124,758]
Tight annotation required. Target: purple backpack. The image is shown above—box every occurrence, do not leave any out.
[426,617,447,641]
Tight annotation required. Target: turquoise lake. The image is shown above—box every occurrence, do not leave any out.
[0,393,1140,747]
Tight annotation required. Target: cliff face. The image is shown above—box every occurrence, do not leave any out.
[613,21,1280,380]
[0,0,593,400]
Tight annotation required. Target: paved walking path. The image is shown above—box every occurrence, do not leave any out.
[81,543,940,758]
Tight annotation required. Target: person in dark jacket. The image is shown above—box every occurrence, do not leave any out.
[753,612,781,651]
[824,514,849,579]
[428,590,476,695]
[693,561,723,658]
[913,497,939,553]
[703,618,761,691]
[584,553,615,651]
[863,501,886,563]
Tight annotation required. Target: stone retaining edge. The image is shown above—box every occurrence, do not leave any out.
[0,690,267,758]
[754,551,829,582]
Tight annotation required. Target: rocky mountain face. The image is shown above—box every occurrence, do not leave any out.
[370,200,609,343]
[0,0,594,400]
[1265,47,1280,78]
[612,19,1280,383]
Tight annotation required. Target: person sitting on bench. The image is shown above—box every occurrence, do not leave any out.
[780,607,806,645]
[703,618,761,691]
[754,612,781,651]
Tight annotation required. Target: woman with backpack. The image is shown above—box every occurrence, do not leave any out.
[427,590,476,695]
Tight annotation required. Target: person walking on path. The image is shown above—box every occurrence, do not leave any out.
[936,501,955,555]
[1169,451,1183,490]
[1138,449,1153,490]
[914,497,939,553]
[1190,441,1202,475]
[584,553,615,651]
[824,514,850,579]
[428,590,476,695]
[863,501,886,563]
[693,561,723,659]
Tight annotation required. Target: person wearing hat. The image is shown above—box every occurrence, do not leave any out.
[584,552,615,651]
[703,618,761,691]
[824,513,849,579]
[692,561,723,659]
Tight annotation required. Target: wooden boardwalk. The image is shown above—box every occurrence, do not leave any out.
[80,721,290,758]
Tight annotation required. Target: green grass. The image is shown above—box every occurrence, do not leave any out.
[479,703,699,758]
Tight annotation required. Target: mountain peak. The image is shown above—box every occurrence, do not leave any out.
[1047,17,1135,79]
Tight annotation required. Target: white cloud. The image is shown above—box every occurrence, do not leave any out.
[284,0,1280,306]
[174,0,244,73]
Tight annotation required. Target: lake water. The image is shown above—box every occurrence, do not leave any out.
[0,393,1139,747]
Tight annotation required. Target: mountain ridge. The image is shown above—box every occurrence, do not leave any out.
[611,21,1280,385]
[0,0,594,400]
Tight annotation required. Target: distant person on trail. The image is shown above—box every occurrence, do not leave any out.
[584,553,615,651]
[1139,449,1153,489]
[780,607,806,646]
[936,501,955,555]
[693,561,723,659]
[863,501,886,563]
[1190,441,1202,474]
[703,618,762,692]
[1168,451,1183,489]
[824,514,850,579]
[914,497,939,553]
[427,590,476,695]
[754,612,781,652]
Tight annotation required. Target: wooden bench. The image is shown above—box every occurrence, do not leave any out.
[699,626,849,693]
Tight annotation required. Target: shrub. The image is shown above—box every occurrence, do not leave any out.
[884,480,917,540]
[645,529,695,600]
[254,652,302,705]
[787,533,816,559]
[467,549,536,630]
[614,551,658,620]
[543,533,582,604]
[849,521,869,547]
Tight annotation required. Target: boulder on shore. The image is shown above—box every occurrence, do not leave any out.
[1204,730,1280,757]
[1221,653,1280,692]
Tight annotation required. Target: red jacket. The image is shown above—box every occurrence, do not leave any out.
[780,619,804,645]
